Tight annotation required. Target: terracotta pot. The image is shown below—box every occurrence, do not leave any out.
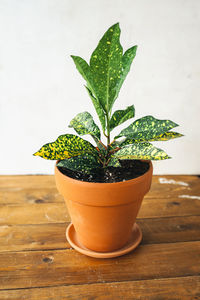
[55,161,153,252]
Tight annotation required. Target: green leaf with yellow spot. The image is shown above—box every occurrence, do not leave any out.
[71,56,106,131]
[114,142,170,160]
[33,134,98,160]
[90,23,123,112]
[85,86,106,132]
[114,45,137,100]
[71,56,94,92]
[120,131,183,146]
[69,111,101,140]
[110,105,135,131]
[71,23,138,117]
[147,131,183,142]
[107,157,121,167]
[57,154,100,174]
[115,116,179,140]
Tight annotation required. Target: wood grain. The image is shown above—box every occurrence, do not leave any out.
[0,174,198,190]
[1,195,200,226]
[138,215,200,244]
[0,175,199,204]
[0,216,199,252]
[0,175,199,298]
[0,276,199,300]
[0,223,68,252]
[0,188,62,205]
[0,203,70,225]
[0,241,199,289]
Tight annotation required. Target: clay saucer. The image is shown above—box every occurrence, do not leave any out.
[66,223,142,258]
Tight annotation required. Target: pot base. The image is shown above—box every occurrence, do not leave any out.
[66,223,142,258]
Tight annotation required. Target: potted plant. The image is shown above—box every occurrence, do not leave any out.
[34,23,183,258]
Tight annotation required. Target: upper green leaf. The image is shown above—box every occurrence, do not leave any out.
[114,142,170,160]
[57,154,100,174]
[85,86,106,132]
[71,56,106,131]
[33,134,98,160]
[114,45,137,101]
[115,116,179,140]
[71,23,138,119]
[69,111,101,140]
[71,56,94,92]
[90,23,123,112]
[110,105,135,131]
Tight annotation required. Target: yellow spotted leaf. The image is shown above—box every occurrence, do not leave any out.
[115,116,179,140]
[114,142,170,161]
[69,111,101,139]
[57,154,100,174]
[120,131,183,146]
[33,134,98,160]
[110,105,135,131]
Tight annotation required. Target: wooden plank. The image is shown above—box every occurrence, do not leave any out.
[0,241,199,289]
[1,194,200,226]
[0,203,70,225]
[0,276,199,300]
[0,188,63,205]
[0,174,198,190]
[0,175,55,190]
[0,223,68,252]
[0,216,199,252]
[0,175,199,205]
[138,196,200,218]
[148,175,200,199]
[139,215,200,244]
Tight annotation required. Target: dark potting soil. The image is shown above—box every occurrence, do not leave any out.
[57,160,150,183]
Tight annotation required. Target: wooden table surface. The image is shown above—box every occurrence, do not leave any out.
[0,175,200,299]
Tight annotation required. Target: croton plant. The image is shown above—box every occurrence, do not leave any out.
[34,23,183,174]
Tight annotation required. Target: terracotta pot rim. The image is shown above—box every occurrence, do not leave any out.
[55,160,152,187]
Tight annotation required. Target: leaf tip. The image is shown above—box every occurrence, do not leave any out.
[109,22,120,32]
[113,21,120,26]
[70,55,76,61]
[33,151,39,157]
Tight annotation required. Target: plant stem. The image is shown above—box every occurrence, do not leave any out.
[106,112,110,146]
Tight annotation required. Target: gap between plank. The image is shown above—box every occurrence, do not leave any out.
[0,275,199,292]
[1,240,199,254]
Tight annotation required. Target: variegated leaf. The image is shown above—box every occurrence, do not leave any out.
[114,45,137,101]
[107,157,121,167]
[109,140,121,149]
[72,23,138,115]
[69,111,106,154]
[71,56,94,93]
[147,131,183,142]
[110,105,135,131]
[85,86,106,132]
[120,131,183,146]
[90,23,123,112]
[33,134,98,160]
[57,154,100,174]
[71,56,106,131]
[115,116,179,140]
[114,142,170,160]
[69,111,101,140]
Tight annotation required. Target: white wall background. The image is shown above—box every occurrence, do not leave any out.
[0,0,200,175]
